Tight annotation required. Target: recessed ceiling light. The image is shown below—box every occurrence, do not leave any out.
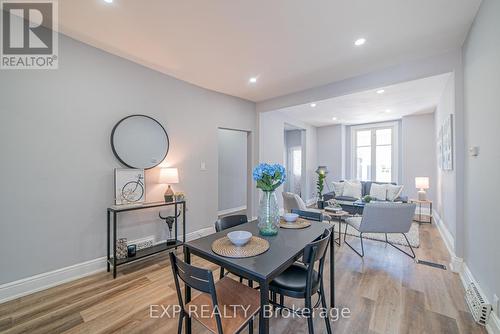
[376,89,385,94]
[249,77,257,83]
[332,117,338,121]
[310,103,317,108]
[104,0,113,3]
[385,109,391,113]
[354,38,366,46]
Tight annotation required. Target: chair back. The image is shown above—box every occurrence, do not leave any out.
[169,252,223,333]
[359,202,416,233]
[282,192,307,212]
[291,208,323,222]
[215,214,248,232]
[302,229,331,265]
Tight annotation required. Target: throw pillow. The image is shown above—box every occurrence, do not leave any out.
[386,184,404,201]
[369,183,387,201]
[332,181,344,197]
[343,180,362,199]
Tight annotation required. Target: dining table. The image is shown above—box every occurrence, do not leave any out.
[183,220,335,334]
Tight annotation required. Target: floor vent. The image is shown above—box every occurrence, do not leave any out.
[417,259,447,270]
[465,282,492,326]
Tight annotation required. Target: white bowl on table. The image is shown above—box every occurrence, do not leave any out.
[227,231,252,247]
[283,213,299,223]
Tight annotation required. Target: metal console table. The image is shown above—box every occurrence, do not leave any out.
[107,200,186,278]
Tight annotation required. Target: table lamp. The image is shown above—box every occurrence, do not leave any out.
[415,177,429,201]
[159,167,179,202]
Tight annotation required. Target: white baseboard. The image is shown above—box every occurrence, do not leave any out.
[432,209,463,272]
[0,226,216,304]
[0,257,107,304]
[217,206,247,216]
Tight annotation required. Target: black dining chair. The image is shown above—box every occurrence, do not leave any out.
[215,215,248,281]
[169,252,260,334]
[291,209,323,222]
[269,228,332,334]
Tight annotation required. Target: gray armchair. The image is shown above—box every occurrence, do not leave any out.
[344,202,416,258]
[282,192,331,221]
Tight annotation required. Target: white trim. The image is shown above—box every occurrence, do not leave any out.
[0,257,107,304]
[217,205,247,216]
[0,226,216,304]
[349,121,399,183]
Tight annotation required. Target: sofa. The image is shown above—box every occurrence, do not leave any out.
[323,180,408,203]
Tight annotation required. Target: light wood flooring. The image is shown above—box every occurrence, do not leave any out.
[0,223,486,334]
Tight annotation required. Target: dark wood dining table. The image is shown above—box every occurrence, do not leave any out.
[183,220,335,334]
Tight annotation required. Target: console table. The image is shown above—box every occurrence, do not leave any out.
[409,199,432,224]
[107,201,186,278]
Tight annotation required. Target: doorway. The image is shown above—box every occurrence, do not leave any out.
[217,128,250,217]
[284,125,306,198]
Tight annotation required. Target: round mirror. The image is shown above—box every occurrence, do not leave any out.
[111,115,169,169]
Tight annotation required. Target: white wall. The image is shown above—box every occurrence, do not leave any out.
[317,125,344,186]
[259,111,317,207]
[434,75,458,240]
[463,0,500,315]
[0,33,256,285]
[401,113,436,202]
[217,129,247,212]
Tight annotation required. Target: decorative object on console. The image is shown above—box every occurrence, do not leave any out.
[158,167,179,202]
[159,210,182,245]
[174,192,185,202]
[127,244,137,257]
[315,166,328,209]
[114,168,145,205]
[415,177,429,201]
[111,114,169,169]
[253,163,286,236]
[116,238,128,260]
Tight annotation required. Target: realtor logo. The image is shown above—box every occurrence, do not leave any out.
[1,0,58,69]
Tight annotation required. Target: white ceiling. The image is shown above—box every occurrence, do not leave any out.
[278,73,451,127]
[58,0,480,102]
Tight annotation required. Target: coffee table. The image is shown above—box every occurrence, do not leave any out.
[322,208,350,246]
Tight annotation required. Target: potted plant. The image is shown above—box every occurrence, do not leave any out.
[253,163,286,236]
[315,166,328,209]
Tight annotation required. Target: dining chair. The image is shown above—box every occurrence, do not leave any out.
[214,215,248,281]
[169,252,260,334]
[269,229,332,334]
[343,202,417,258]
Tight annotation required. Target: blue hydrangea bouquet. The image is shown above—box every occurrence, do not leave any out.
[253,163,286,236]
[252,163,286,191]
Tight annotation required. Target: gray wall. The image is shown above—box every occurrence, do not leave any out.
[401,113,436,203]
[217,129,247,212]
[434,75,457,239]
[463,0,500,312]
[317,125,344,185]
[0,33,256,284]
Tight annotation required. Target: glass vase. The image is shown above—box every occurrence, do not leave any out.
[258,190,279,236]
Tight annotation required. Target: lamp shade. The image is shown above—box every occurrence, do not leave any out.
[315,166,329,175]
[159,167,179,184]
[415,177,429,190]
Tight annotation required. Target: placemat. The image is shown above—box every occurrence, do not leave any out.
[212,236,270,258]
[279,218,312,229]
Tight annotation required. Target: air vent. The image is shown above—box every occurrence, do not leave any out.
[465,282,492,326]
[417,259,447,270]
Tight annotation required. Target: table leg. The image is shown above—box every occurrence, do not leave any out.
[113,212,117,279]
[259,280,269,334]
[330,228,335,308]
[182,203,186,244]
[430,202,433,224]
[107,211,110,272]
[184,246,192,334]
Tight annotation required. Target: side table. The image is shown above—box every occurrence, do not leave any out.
[409,199,432,224]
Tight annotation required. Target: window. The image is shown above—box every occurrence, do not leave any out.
[352,123,398,182]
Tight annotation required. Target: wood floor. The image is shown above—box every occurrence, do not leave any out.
[0,223,486,334]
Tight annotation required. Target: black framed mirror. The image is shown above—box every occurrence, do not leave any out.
[111,115,169,169]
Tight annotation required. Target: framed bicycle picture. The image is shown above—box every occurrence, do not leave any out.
[114,168,146,205]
